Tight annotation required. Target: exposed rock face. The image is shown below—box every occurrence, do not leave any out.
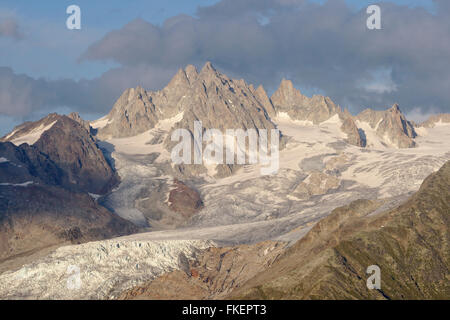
[271,79,341,124]
[0,184,138,261]
[168,179,204,218]
[271,79,365,147]
[356,104,417,148]
[1,113,60,145]
[340,113,366,147]
[97,86,159,139]
[254,85,276,118]
[421,113,450,128]
[2,113,119,194]
[0,141,62,186]
[68,112,92,133]
[97,62,277,141]
[0,115,134,262]
[118,241,287,300]
[230,161,450,300]
[167,62,276,139]
[293,171,341,200]
[33,115,119,194]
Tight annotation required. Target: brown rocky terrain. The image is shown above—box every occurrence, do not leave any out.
[117,241,287,300]
[1,113,118,194]
[356,104,417,148]
[230,161,450,300]
[271,79,365,147]
[0,141,62,186]
[0,184,138,262]
[168,179,204,218]
[421,113,450,128]
[271,79,342,124]
[0,115,137,265]
[33,115,119,194]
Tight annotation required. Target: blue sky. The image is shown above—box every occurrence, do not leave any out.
[0,0,448,135]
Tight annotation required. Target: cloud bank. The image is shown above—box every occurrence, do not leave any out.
[1,0,449,121]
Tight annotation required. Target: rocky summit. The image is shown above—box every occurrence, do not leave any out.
[356,104,417,148]
[96,62,276,141]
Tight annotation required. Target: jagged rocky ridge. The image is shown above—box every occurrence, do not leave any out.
[95,62,423,150]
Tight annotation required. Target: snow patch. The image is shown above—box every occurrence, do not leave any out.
[0,181,34,187]
[10,121,57,146]
[90,116,111,129]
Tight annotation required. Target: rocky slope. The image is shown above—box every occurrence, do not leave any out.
[421,113,450,128]
[33,115,119,194]
[118,241,286,300]
[356,104,417,148]
[0,115,135,262]
[95,62,281,178]
[168,179,204,219]
[230,161,450,300]
[271,79,342,125]
[2,113,118,194]
[0,184,138,262]
[271,79,364,147]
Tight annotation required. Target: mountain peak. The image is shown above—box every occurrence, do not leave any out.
[279,78,295,90]
[184,64,198,82]
[356,104,417,148]
[167,68,190,89]
[390,103,401,113]
[201,61,216,73]
[271,79,304,108]
[198,61,218,76]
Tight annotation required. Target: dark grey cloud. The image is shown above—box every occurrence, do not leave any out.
[0,65,176,117]
[0,17,23,40]
[79,0,450,116]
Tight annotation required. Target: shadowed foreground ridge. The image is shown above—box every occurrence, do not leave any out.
[230,161,450,300]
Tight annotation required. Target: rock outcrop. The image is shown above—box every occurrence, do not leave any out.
[2,114,119,194]
[421,113,450,128]
[33,115,119,194]
[0,141,62,187]
[118,241,286,300]
[271,79,365,147]
[168,179,204,218]
[356,104,417,148]
[0,116,134,262]
[271,79,342,125]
